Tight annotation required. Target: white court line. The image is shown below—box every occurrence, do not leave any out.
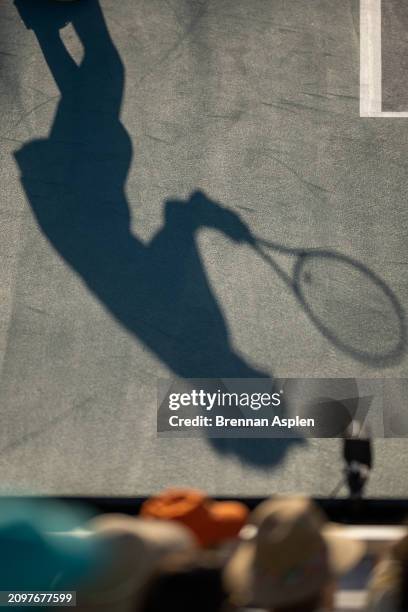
[360,0,408,117]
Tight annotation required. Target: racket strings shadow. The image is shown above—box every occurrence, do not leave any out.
[253,240,407,367]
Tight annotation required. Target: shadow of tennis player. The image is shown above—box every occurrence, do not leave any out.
[13,0,406,463]
[13,0,303,466]
[13,0,267,380]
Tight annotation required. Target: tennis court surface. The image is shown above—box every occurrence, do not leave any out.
[0,0,407,496]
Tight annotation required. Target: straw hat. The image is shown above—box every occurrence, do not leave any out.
[224,496,365,609]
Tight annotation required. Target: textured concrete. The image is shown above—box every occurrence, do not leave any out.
[382,0,408,111]
[0,0,407,496]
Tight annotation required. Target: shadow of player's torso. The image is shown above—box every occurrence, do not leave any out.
[15,130,262,379]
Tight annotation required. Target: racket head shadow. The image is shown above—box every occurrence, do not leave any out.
[292,250,406,366]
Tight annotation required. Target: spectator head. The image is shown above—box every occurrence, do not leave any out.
[140,489,248,547]
[368,531,408,612]
[224,496,364,611]
[75,514,195,612]
[392,534,408,610]
[138,550,231,612]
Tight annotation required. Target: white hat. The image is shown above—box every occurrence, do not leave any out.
[75,514,195,612]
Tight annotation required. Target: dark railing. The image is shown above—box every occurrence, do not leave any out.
[1,497,407,526]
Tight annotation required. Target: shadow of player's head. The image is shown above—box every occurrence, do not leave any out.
[14,0,86,32]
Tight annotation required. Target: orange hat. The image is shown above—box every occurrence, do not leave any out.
[140,489,249,547]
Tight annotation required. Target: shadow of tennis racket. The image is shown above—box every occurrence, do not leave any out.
[253,238,406,366]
